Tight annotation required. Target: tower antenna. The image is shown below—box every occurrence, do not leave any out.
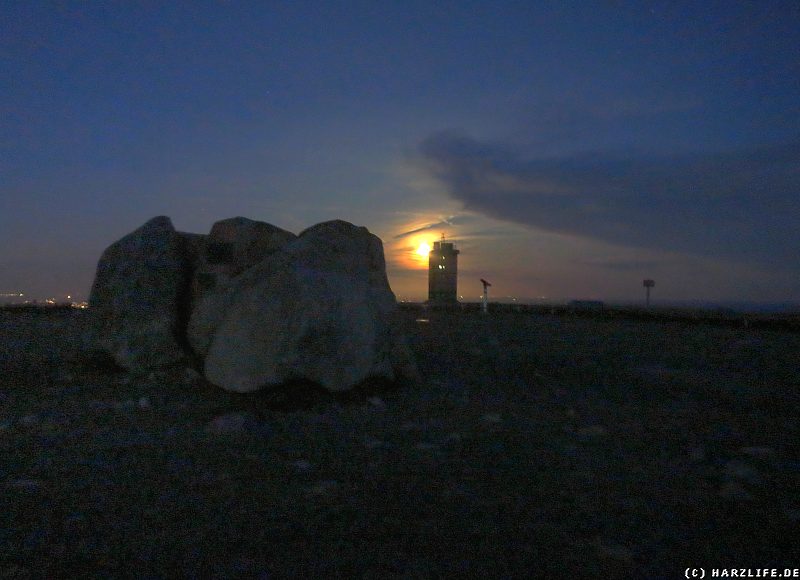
[480,278,492,313]
[643,279,655,308]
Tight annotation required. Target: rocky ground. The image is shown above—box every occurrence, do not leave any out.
[1,308,798,578]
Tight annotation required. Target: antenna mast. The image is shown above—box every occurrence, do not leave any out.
[480,279,492,313]
[643,279,655,308]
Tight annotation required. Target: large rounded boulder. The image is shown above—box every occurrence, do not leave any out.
[186,217,297,358]
[196,220,414,393]
[87,216,192,370]
[86,215,417,392]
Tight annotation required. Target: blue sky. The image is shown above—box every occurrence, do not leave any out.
[2,1,799,304]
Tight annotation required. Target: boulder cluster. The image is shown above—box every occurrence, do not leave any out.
[86,216,416,393]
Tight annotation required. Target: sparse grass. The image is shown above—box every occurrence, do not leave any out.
[1,309,798,577]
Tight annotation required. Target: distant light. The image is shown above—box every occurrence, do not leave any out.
[67,295,71,300]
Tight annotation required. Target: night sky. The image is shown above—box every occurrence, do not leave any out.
[3,1,799,305]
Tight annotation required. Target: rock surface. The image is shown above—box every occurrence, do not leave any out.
[199,220,413,393]
[87,215,416,392]
[187,217,296,358]
[87,216,191,370]
[190,217,296,304]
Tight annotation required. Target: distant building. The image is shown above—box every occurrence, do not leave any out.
[428,236,459,304]
[0,292,26,306]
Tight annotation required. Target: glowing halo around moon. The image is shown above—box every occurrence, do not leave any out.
[416,242,431,257]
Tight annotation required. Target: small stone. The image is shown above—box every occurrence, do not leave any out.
[415,442,440,451]
[577,425,607,437]
[482,413,502,424]
[205,412,258,435]
[363,436,384,449]
[723,460,761,484]
[7,479,42,490]
[49,544,69,559]
[230,556,269,576]
[602,545,633,561]
[367,396,385,408]
[739,446,775,458]
[138,396,151,410]
[719,481,754,501]
[292,459,313,472]
[183,367,205,387]
[198,471,231,484]
[783,507,800,522]
[688,446,706,462]
[65,512,85,525]
[307,480,338,497]
[20,415,38,426]
[592,538,634,561]
[447,432,462,442]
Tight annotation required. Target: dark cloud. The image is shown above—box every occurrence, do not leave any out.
[580,259,664,272]
[418,131,800,268]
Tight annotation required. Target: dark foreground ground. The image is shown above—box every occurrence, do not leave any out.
[1,309,798,578]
